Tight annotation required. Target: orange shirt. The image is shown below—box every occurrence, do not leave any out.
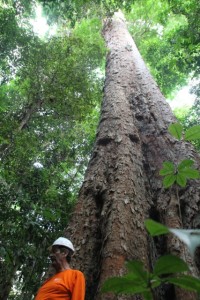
[35,269,85,300]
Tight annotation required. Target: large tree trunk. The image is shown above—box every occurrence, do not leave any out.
[65,12,200,300]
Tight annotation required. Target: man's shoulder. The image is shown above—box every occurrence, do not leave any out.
[64,269,84,276]
[62,269,85,282]
[71,269,84,277]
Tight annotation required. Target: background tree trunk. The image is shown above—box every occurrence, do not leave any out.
[65,12,200,300]
[0,264,17,300]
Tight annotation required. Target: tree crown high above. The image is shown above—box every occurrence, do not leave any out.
[38,0,200,98]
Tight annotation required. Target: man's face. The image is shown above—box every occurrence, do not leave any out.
[49,246,67,271]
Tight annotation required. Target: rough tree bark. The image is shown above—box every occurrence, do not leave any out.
[65,12,200,300]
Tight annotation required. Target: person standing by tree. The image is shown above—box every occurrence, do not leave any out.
[35,237,85,300]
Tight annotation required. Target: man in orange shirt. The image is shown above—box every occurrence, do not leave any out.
[35,237,85,300]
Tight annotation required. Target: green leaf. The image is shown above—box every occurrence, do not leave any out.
[176,173,187,187]
[159,161,175,176]
[163,174,176,188]
[101,276,149,294]
[126,261,148,282]
[168,123,183,140]
[150,275,162,288]
[142,291,154,300]
[145,219,169,236]
[168,275,200,293]
[177,159,200,182]
[178,159,194,171]
[153,255,189,276]
[185,125,200,141]
[180,168,200,179]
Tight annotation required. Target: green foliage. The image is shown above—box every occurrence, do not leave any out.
[144,219,169,236]
[185,125,200,141]
[168,123,183,140]
[159,123,200,188]
[167,275,200,292]
[153,254,189,276]
[102,253,200,299]
[102,220,200,299]
[102,260,151,297]
[1,0,199,298]
[146,219,200,256]
[160,158,199,188]
[0,3,105,298]
[175,98,200,152]
[173,106,190,124]
[159,161,175,176]
[102,267,150,295]
[126,0,200,98]
[38,0,134,24]
[178,159,199,179]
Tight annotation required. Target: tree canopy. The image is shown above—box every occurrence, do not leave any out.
[0,0,199,298]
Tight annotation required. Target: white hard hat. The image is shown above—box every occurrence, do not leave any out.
[51,237,75,253]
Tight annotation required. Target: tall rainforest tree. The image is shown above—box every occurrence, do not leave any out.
[1,0,200,299]
[66,11,200,300]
